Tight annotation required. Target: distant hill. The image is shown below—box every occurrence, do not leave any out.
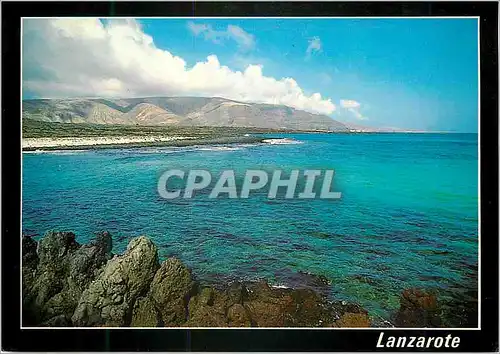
[22,97,348,131]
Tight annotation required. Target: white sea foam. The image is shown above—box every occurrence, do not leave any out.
[126,145,244,155]
[23,149,89,155]
[197,146,242,152]
[262,138,303,145]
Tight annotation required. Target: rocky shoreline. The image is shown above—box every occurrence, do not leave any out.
[22,231,473,328]
[22,135,264,151]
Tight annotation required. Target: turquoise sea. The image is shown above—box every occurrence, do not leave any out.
[22,133,478,321]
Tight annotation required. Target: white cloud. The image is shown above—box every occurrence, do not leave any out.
[306,36,322,58]
[339,99,367,120]
[22,19,336,115]
[227,25,255,50]
[188,21,255,51]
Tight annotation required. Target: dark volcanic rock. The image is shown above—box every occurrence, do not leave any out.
[227,303,252,327]
[68,232,113,286]
[72,236,159,327]
[242,281,338,327]
[226,281,249,305]
[23,232,377,328]
[22,235,39,269]
[335,312,371,327]
[131,296,162,327]
[149,257,197,326]
[23,231,79,324]
[32,232,79,306]
[23,231,114,326]
[22,236,40,325]
[186,287,229,327]
[46,232,114,319]
[393,288,441,327]
[22,231,480,328]
[41,314,72,327]
[22,236,38,297]
[37,231,80,268]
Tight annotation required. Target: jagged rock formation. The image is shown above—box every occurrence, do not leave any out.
[22,231,472,328]
[147,258,197,325]
[22,97,348,131]
[22,231,371,327]
[71,236,159,326]
[22,231,113,326]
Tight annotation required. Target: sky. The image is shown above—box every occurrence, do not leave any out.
[22,18,479,132]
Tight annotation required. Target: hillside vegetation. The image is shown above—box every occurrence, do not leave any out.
[22,118,281,139]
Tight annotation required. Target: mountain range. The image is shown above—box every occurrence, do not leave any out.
[22,97,349,131]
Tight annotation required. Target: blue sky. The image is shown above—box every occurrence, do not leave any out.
[23,18,479,132]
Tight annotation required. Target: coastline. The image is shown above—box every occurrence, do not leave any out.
[22,132,457,152]
[22,119,458,153]
[22,231,474,328]
[22,231,371,328]
[22,119,467,152]
[22,135,265,151]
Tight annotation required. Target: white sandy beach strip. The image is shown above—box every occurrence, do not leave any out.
[22,136,195,149]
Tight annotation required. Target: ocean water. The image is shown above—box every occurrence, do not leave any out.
[22,133,478,320]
